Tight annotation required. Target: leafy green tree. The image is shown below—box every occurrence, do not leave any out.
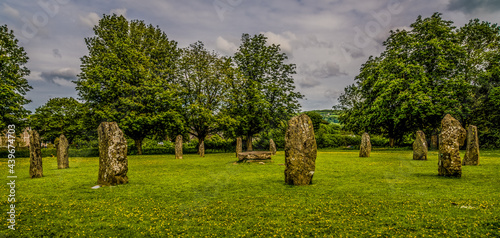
[303,111,328,133]
[29,97,84,143]
[0,25,32,130]
[175,41,235,156]
[75,14,182,155]
[229,33,303,150]
[338,13,468,145]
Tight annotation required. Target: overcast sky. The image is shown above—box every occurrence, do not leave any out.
[2,0,500,112]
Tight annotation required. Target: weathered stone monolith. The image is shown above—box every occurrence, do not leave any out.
[29,129,43,178]
[175,135,183,159]
[199,140,205,157]
[413,130,428,160]
[438,114,466,177]
[236,137,242,158]
[97,122,128,186]
[463,125,479,166]
[284,114,317,185]
[431,135,438,150]
[56,134,69,169]
[270,139,276,155]
[359,132,371,157]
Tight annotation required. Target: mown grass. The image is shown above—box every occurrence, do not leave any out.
[1,149,499,237]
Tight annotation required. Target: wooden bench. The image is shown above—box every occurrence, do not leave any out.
[237,151,273,163]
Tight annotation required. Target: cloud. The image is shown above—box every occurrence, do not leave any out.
[215,36,238,55]
[53,49,62,58]
[40,68,78,86]
[79,12,100,28]
[447,0,500,13]
[261,31,297,57]
[298,77,322,88]
[2,3,19,18]
[110,8,127,17]
[300,61,346,79]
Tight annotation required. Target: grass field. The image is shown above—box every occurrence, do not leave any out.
[1,149,499,237]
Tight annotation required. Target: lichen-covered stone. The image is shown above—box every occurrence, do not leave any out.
[285,114,317,185]
[29,129,43,178]
[238,151,272,162]
[413,130,428,160]
[175,135,183,159]
[98,122,128,186]
[359,132,371,157]
[57,134,69,169]
[438,114,466,177]
[463,125,479,166]
[270,139,277,155]
[431,135,438,150]
[236,137,242,158]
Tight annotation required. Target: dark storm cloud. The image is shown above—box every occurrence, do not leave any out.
[40,68,78,86]
[448,0,500,13]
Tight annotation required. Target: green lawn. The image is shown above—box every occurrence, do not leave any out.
[1,149,499,237]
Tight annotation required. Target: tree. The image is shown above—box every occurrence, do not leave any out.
[338,13,468,145]
[75,14,182,155]
[175,41,235,156]
[229,33,303,150]
[29,97,84,143]
[303,111,328,133]
[0,25,32,130]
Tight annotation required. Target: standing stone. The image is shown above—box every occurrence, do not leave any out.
[29,129,43,178]
[269,139,277,155]
[97,122,128,186]
[438,114,466,177]
[430,135,438,150]
[463,125,479,166]
[175,135,183,159]
[413,131,428,160]
[284,114,317,185]
[56,134,69,169]
[236,137,242,158]
[359,132,371,157]
[199,140,205,157]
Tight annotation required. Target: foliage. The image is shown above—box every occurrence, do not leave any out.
[2,150,499,237]
[228,33,303,149]
[303,111,328,133]
[29,97,84,143]
[0,25,32,129]
[337,13,473,145]
[175,41,236,155]
[75,14,182,155]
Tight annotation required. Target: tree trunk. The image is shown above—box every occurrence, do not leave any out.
[246,134,253,151]
[135,139,143,155]
[198,137,205,157]
[389,138,395,148]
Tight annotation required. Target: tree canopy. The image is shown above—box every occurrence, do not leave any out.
[0,25,32,130]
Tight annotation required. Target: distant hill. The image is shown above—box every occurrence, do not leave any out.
[303,109,339,124]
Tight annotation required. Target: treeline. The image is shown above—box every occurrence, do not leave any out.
[337,13,500,148]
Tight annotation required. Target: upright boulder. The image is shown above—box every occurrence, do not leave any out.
[284,114,317,185]
[438,114,466,177]
[175,135,183,159]
[269,139,277,155]
[29,129,43,178]
[97,122,128,186]
[236,137,242,158]
[359,132,371,157]
[56,134,69,169]
[463,125,479,166]
[413,130,428,160]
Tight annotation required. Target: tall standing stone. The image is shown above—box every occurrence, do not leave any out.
[359,132,371,157]
[236,137,242,158]
[463,125,479,166]
[438,114,466,177]
[97,122,128,186]
[269,139,277,155]
[29,129,43,178]
[431,135,438,150]
[413,130,428,160]
[175,135,183,159]
[56,134,69,169]
[284,114,317,185]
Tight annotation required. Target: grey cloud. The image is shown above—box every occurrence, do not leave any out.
[40,68,78,86]
[448,0,500,13]
[300,61,347,79]
[53,49,61,58]
[299,77,322,88]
